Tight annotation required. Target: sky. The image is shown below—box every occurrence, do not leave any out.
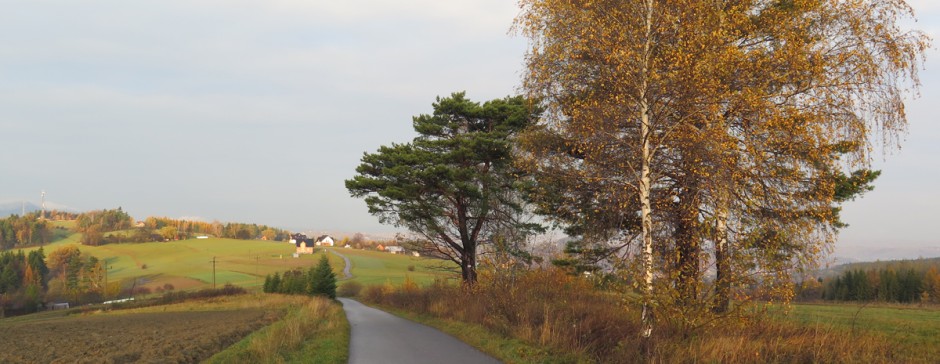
[1,1,938,260]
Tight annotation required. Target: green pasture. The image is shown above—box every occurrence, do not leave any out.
[17,233,452,291]
[773,302,940,360]
[21,236,337,290]
[334,248,457,286]
[49,220,76,229]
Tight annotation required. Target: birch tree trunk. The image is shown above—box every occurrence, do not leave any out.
[639,0,655,339]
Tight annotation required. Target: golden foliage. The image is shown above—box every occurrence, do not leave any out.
[515,0,929,329]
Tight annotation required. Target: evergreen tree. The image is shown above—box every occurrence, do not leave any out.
[263,274,272,293]
[310,255,337,299]
[270,272,281,294]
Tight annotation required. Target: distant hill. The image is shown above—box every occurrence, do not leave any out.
[0,201,41,217]
[815,256,940,278]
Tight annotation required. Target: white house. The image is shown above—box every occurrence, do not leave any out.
[387,246,405,254]
[315,235,335,247]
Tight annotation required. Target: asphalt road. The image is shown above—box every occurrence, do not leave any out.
[338,298,501,364]
[328,249,353,279]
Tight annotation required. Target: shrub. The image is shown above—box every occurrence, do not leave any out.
[337,281,363,297]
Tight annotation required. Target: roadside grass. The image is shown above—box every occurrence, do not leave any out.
[206,294,349,364]
[336,248,457,286]
[358,269,923,363]
[373,303,579,364]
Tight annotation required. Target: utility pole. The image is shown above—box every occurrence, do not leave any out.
[104,264,111,300]
[210,256,217,289]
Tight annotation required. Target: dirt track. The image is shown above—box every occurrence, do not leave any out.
[0,309,272,363]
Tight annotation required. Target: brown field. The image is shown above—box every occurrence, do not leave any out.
[0,305,277,363]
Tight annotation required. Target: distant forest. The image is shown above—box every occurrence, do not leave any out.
[800,258,940,304]
[0,208,289,249]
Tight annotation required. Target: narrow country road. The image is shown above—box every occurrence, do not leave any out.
[328,249,352,279]
[338,298,501,364]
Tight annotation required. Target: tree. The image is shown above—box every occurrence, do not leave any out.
[159,226,178,241]
[516,0,927,336]
[309,254,337,299]
[261,228,277,241]
[346,92,541,285]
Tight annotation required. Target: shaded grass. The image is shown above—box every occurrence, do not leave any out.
[206,295,349,364]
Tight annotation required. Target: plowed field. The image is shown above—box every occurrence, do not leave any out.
[0,308,273,363]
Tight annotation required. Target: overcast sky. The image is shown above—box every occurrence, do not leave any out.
[1,1,938,259]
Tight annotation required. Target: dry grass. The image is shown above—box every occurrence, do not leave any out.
[206,294,348,364]
[361,269,910,363]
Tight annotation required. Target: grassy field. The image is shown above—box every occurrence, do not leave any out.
[20,236,342,292]
[336,248,457,286]
[783,302,940,360]
[15,232,453,293]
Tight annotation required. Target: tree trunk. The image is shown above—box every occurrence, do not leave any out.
[675,176,701,305]
[461,244,478,286]
[712,205,730,313]
[639,0,655,340]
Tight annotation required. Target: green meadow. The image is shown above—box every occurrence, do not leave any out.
[17,231,456,292]
[337,248,457,286]
[784,302,940,359]
[21,236,335,291]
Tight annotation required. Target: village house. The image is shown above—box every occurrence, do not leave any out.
[315,235,335,247]
[290,233,314,254]
[386,246,405,254]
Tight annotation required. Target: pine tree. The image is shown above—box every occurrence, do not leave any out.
[263,274,272,293]
[310,255,337,299]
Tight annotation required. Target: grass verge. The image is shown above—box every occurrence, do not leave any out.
[358,270,931,363]
[368,302,583,364]
[206,294,349,364]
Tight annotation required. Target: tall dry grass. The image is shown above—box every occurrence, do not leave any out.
[361,269,903,363]
[206,295,348,364]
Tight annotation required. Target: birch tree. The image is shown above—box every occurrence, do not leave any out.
[517,0,927,335]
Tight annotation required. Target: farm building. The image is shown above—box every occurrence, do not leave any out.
[315,235,335,247]
[290,233,315,254]
[386,246,404,254]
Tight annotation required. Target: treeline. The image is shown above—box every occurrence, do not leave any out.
[0,213,53,249]
[0,245,151,316]
[76,208,135,246]
[822,266,940,303]
[141,217,289,241]
[262,255,336,299]
[0,249,49,315]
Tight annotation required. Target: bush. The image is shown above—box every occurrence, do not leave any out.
[338,281,364,297]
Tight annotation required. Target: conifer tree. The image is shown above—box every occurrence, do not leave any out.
[310,255,337,299]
